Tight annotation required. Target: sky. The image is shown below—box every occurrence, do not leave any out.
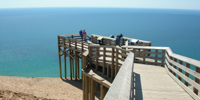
[0,0,200,10]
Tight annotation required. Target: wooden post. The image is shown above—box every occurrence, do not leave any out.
[103,47,106,75]
[82,41,84,51]
[70,56,72,80]
[111,48,114,79]
[100,85,105,100]
[89,47,92,67]
[173,58,177,77]
[58,36,62,78]
[184,63,190,86]
[115,49,119,77]
[155,49,158,64]
[161,50,165,66]
[78,57,80,79]
[90,78,95,100]
[82,73,85,100]
[82,55,86,69]
[75,51,77,80]
[72,54,74,79]
[194,66,200,95]
[58,54,62,78]
[95,47,99,71]
[85,75,89,100]
[64,51,67,79]
[178,60,183,80]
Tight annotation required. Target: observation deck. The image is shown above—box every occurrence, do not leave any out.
[57,33,199,100]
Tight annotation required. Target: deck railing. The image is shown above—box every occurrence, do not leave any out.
[88,44,130,79]
[90,34,152,47]
[104,52,134,100]
[122,46,200,100]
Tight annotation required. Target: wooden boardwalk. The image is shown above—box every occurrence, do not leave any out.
[58,34,199,100]
[133,63,193,100]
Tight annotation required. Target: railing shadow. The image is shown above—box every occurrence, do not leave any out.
[61,78,83,90]
[131,72,143,100]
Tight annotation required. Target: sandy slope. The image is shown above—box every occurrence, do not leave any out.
[0,76,83,100]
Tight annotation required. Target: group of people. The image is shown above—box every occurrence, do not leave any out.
[110,33,123,47]
[79,29,87,41]
[79,29,123,47]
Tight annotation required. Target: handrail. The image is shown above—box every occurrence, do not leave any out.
[122,45,200,99]
[88,44,130,79]
[104,52,134,100]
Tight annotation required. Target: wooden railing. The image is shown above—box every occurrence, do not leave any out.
[122,46,165,66]
[57,34,91,79]
[90,34,152,47]
[122,46,200,99]
[88,44,130,79]
[104,52,134,100]
[91,34,116,46]
[122,37,152,46]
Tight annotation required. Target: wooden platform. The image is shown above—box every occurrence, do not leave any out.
[133,63,193,100]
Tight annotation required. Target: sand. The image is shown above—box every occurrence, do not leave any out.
[0,76,83,100]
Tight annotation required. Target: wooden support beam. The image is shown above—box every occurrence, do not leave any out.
[72,51,74,78]
[100,84,106,100]
[85,75,89,100]
[184,63,190,86]
[78,57,80,79]
[64,51,67,79]
[70,56,72,80]
[103,47,106,75]
[155,49,158,63]
[178,60,183,81]
[194,66,200,95]
[58,54,62,78]
[95,47,99,71]
[75,51,77,80]
[82,73,85,100]
[90,78,95,100]
[111,48,114,79]
[115,49,119,77]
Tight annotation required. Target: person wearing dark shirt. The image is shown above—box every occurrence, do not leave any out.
[79,29,83,41]
[117,33,123,47]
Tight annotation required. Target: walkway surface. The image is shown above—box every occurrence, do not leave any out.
[133,63,193,100]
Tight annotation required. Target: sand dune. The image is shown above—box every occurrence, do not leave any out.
[0,76,83,100]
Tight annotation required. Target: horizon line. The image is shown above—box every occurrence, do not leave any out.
[0,6,200,11]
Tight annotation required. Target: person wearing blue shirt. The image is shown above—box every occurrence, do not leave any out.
[79,29,83,41]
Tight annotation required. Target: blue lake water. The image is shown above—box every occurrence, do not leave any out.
[0,7,200,77]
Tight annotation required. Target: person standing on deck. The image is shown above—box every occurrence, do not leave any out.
[116,33,123,47]
[79,29,83,41]
[83,29,87,41]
